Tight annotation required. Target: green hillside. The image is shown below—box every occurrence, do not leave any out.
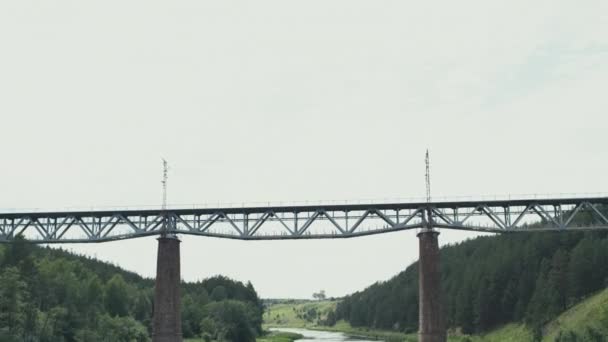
[263,300,337,328]
[462,286,608,341]
[332,222,608,339]
[543,286,608,341]
[0,237,263,342]
[261,287,608,342]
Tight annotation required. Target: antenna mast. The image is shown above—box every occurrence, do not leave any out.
[162,159,169,210]
[425,150,431,203]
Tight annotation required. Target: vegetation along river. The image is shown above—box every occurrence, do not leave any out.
[271,328,382,341]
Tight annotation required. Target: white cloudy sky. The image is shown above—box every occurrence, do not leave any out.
[1,1,607,298]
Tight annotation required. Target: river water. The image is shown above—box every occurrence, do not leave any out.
[270,328,382,342]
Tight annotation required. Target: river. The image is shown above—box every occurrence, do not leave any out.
[270,328,382,341]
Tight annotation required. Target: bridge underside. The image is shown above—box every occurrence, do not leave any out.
[1,197,607,243]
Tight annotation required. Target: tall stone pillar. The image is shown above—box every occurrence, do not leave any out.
[152,237,182,342]
[418,230,446,342]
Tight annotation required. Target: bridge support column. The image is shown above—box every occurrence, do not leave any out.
[418,230,446,342]
[152,237,182,342]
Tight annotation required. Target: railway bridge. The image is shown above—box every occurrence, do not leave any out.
[2,195,608,342]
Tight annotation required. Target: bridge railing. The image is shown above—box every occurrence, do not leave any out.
[2,192,607,214]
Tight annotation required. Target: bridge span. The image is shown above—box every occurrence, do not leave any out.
[1,196,607,243]
[2,196,607,342]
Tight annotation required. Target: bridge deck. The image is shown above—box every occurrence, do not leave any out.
[1,197,607,243]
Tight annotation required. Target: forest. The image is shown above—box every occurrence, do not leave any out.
[0,237,263,342]
[333,229,608,338]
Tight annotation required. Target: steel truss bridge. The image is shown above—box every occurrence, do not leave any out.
[1,196,607,243]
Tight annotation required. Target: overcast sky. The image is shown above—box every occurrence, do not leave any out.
[1,1,607,298]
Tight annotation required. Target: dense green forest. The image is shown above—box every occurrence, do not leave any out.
[0,237,263,342]
[333,229,608,339]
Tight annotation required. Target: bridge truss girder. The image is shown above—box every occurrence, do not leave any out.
[1,197,607,243]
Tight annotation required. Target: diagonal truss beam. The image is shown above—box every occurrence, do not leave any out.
[0,197,606,243]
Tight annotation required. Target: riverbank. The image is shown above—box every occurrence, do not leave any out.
[263,300,530,342]
[264,286,608,341]
[185,331,303,342]
[268,321,414,342]
[263,300,412,341]
[258,331,304,342]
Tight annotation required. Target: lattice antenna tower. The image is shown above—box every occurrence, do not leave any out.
[162,159,169,210]
[425,150,431,203]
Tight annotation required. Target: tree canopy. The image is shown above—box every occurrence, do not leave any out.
[0,237,263,341]
[333,229,608,335]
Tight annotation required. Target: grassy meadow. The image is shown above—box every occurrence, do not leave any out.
[263,300,337,328]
